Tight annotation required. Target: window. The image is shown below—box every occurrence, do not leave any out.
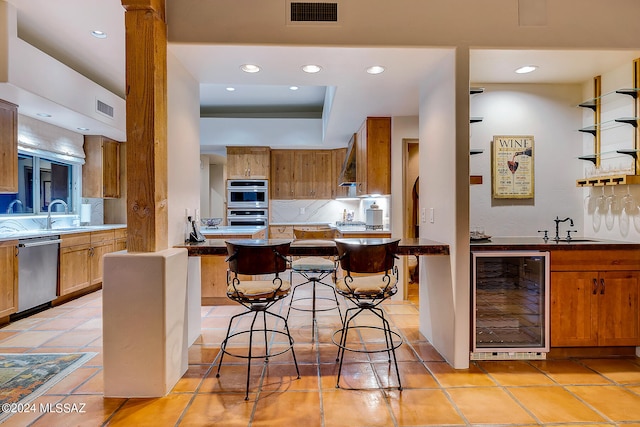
[0,153,78,216]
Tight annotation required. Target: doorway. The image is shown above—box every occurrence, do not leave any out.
[403,138,419,304]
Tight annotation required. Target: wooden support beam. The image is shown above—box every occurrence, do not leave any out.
[121,0,168,252]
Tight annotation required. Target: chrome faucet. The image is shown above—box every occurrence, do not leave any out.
[554,216,574,241]
[6,199,23,214]
[46,199,69,229]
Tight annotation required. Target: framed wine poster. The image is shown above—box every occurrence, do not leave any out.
[491,135,534,199]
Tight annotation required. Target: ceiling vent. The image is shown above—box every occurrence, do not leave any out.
[287,1,340,24]
[96,99,114,119]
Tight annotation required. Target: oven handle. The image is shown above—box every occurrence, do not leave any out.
[18,238,62,248]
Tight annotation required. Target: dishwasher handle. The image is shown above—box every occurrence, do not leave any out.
[18,239,62,248]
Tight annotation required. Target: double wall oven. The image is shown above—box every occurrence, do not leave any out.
[226,179,269,234]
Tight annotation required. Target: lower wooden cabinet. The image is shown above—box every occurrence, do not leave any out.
[114,228,127,251]
[550,250,640,347]
[59,233,92,296]
[58,229,121,297]
[0,240,18,318]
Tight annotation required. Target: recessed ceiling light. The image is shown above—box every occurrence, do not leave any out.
[366,65,385,75]
[240,64,261,73]
[301,64,322,74]
[77,127,90,131]
[289,86,299,91]
[515,65,538,74]
[91,30,107,39]
[37,113,51,118]
[226,87,236,91]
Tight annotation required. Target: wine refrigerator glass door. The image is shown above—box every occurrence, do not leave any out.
[472,251,550,353]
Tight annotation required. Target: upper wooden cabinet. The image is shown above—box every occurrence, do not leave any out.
[270,149,294,199]
[355,117,391,196]
[270,149,333,199]
[227,146,270,179]
[0,100,18,194]
[83,135,121,198]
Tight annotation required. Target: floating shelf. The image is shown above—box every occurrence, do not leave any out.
[470,117,483,123]
[576,174,640,187]
[577,87,640,110]
[578,117,639,134]
[470,87,485,95]
[578,149,638,165]
[470,149,484,155]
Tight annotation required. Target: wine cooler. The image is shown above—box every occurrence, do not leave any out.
[471,251,550,360]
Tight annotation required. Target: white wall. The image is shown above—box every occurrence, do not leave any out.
[168,52,201,246]
[208,163,225,219]
[469,84,584,238]
[582,61,640,242]
[199,155,210,218]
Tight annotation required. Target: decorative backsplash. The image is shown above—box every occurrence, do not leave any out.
[270,197,389,225]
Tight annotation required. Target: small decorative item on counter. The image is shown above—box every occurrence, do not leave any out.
[200,218,222,228]
[190,217,206,242]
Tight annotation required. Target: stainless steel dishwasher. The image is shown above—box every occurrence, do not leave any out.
[17,235,61,313]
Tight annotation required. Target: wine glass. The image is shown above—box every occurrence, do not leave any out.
[605,186,619,230]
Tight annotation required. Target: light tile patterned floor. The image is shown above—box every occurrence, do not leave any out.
[1,287,640,426]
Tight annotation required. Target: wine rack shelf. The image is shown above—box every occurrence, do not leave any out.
[576,174,640,187]
[470,87,485,185]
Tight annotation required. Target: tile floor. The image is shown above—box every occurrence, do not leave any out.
[1,284,640,426]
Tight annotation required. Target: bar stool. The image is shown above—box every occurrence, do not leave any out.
[286,227,342,340]
[332,238,403,390]
[216,239,300,400]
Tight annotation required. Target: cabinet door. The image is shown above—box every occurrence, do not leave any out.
[294,150,315,198]
[90,240,114,286]
[0,99,18,193]
[59,244,91,296]
[227,147,270,178]
[102,139,121,198]
[550,271,598,347]
[270,150,294,199]
[598,271,640,346]
[313,151,333,199]
[0,240,18,317]
[363,117,391,195]
[83,135,121,198]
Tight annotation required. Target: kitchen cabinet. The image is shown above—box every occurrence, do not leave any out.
[269,225,294,239]
[89,230,115,286]
[294,150,332,199]
[83,135,121,198]
[200,228,264,305]
[550,249,640,347]
[0,99,18,193]
[270,150,295,199]
[270,149,333,199]
[59,229,118,296]
[355,117,391,196]
[59,233,92,296]
[0,240,18,318]
[114,228,127,251]
[227,146,270,179]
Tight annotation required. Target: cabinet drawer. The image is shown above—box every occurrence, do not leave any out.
[60,232,91,248]
[551,249,640,271]
[270,225,293,239]
[91,230,115,244]
[114,228,127,239]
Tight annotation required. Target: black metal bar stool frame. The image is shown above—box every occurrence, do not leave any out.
[331,238,403,390]
[215,240,300,400]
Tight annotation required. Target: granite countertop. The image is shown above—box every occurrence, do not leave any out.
[0,224,127,242]
[470,236,640,251]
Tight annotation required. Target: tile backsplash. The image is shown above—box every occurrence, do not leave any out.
[270,197,390,225]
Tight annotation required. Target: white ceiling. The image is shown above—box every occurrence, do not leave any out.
[6,0,640,158]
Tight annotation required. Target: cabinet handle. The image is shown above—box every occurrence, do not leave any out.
[592,278,598,295]
[600,278,605,295]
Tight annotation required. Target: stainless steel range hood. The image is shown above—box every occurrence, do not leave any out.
[339,133,356,186]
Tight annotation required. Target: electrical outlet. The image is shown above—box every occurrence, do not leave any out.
[299,207,306,214]
[421,208,426,223]
[430,208,435,223]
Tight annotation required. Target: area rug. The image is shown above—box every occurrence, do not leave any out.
[0,352,96,422]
